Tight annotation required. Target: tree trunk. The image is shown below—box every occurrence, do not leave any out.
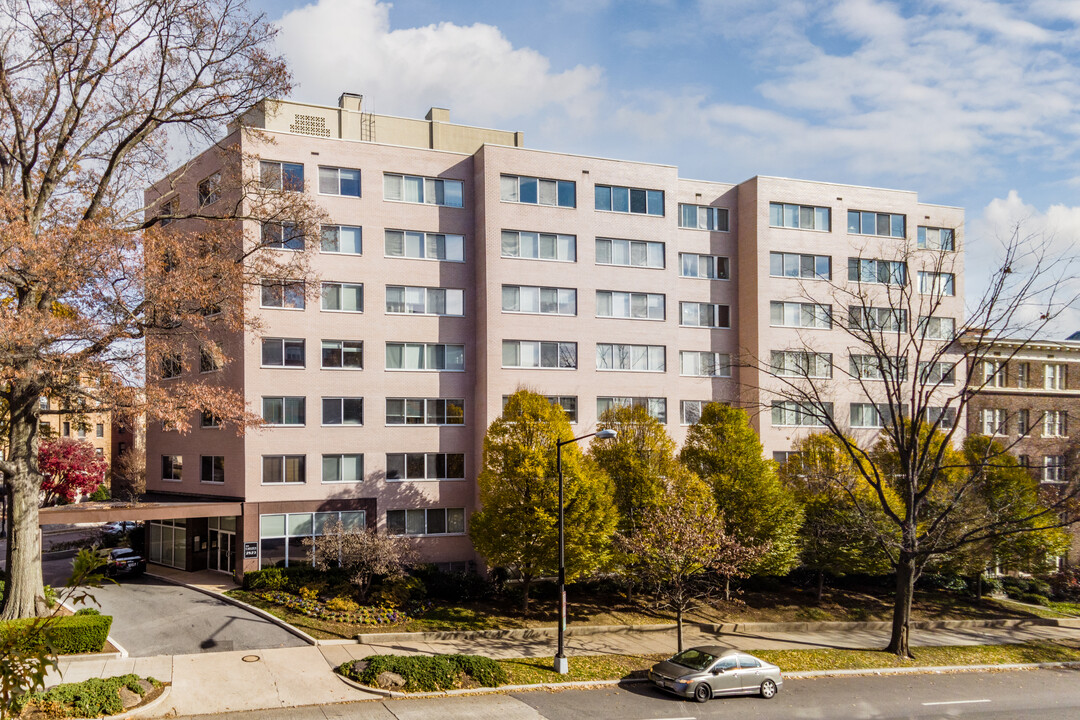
[816,569,825,603]
[521,574,531,614]
[2,389,48,619]
[884,552,916,659]
[723,576,730,603]
[976,573,983,602]
[676,606,683,652]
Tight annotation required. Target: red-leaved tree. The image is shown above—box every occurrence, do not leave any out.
[37,439,109,507]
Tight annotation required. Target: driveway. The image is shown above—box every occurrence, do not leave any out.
[42,555,306,657]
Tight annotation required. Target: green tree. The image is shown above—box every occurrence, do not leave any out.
[779,434,893,601]
[470,390,618,612]
[680,403,803,591]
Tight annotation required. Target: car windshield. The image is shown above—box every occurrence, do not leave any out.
[669,649,717,671]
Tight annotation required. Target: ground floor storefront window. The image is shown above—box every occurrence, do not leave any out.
[148,519,187,569]
[258,510,366,569]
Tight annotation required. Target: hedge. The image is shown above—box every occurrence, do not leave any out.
[339,654,507,692]
[0,613,113,654]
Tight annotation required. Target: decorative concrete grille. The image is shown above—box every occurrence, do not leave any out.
[289,114,331,137]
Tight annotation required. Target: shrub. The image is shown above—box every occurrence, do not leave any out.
[0,613,112,654]
[298,586,319,602]
[13,673,153,717]
[89,485,110,502]
[918,573,968,593]
[414,566,493,603]
[1020,592,1050,606]
[374,576,425,608]
[1048,567,1080,601]
[243,568,288,591]
[339,654,507,692]
[445,653,506,688]
[74,608,101,616]
[242,566,350,592]
[326,596,359,613]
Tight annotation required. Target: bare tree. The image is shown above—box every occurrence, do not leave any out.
[754,225,1080,657]
[306,522,417,603]
[0,0,320,618]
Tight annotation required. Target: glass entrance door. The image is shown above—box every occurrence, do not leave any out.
[209,529,235,573]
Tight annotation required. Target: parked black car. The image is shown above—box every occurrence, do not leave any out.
[104,547,147,578]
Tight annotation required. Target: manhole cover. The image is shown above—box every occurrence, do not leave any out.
[242,655,260,663]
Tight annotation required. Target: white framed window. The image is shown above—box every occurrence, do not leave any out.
[384,230,465,262]
[318,166,361,196]
[772,302,832,329]
[681,400,707,425]
[982,360,1005,387]
[500,175,575,207]
[848,258,907,285]
[847,210,905,238]
[322,454,363,483]
[198,172,220,207]
[383,173,463,207]
[918,361,955,385]
[597,396,667,423]
[387,454,466,482]
[200,456,224,484]
[501,286,575,316]
[918,316,956,340]
[262,397,306,426]
[1044,456,1066,483]
[918,271,955,296]
[1018,409,1031,436]
[258,510,365,569]
[681,351,732,377]
[595,238,665,269]
[320,225,362,255]
[500,230,576,262]
[387,507,466,535]
[597,291,665,320]
[261,338,305,368]
[1044,410,1067,437]
[981,408,1007,435]
[851,403,890,428]
[262,455,306,484]
[850,354,907,381]
[322,397,363,426]
[770,252,831,280]
[927,406,957,429]
[1045,363,1067,390]
[501,340,577,369]
[261,279,305,309]
[769,202,830,231]
[918,226,955,251]
[850,306,908,333]
[774,351,833,378]
[386,398,465,425]
[161,455,183,482]
[321,340,363,369]
[680,302,731,329]
[772,401,832,427]
[502,395,577,423]
[679,204,729,231]
[321,283,363,312]
[680,253,730,280]
[385,343,465,371]
[596,343,665,372]
[1017,362,1030,388]
[260,160,304,191]
[385,286,465,316]
[261,222,304,251]
[594,184,663,215]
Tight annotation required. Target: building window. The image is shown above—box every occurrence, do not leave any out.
[321,283,363,312]
[596,343,665,372]
[848,258,907,285]
[502,395,577,423]
[770,252,831,280]
[1044,410,1068,437]
[981,408,1007,435]
[158,197,178,226]
[322,454,364,483]
[387,454,466,481]
[320,225,362,255]
[597,396,667,423]
[386,398,465,426]
[384,230,465,262]
[918,271,955,296]
[772,302,832,329]
[262,455,306,484]
[594,184,663,215]
[851,403,891,428]
[62,421,70,437]
[387,508,466,535]
[261,338,305,368]
[927,407,957,429]
[39,421,52,436]
[501,230,576,262]
[595,238,665,269]
[679,204,729,231]
[849,354,907,381]
[385,343,465,371]
[1045,363,1067,390]
[318,166,361,197]
[772,401,832,427]
[500,174,575,207]
[918,361,955,385]
[681,351,732,377]
[383,173,463,207]
[201,456,224,484]
[259,510,365,569]
[95,448,104,457]
[774,351,833,379]
[1044,456,1066,483]
[501,340,577,369]
[1018,409,1031,436]
[918,316,956,341]
[321,340,363,369]
[200,411,221,428]
[322,397,364,426]
[681,400,707,425]
[38,396,48,411]
[1017,362,1030,388]
[261,222,304,251]
[680,302,731,329]
[77,426,86,439]
[847,210,906,238]
[260,161,304,191]
[680,253,730,280]
[769,202,831,231]
[95,423,104,438]
[982,360,1006,387]
[850,306,908,333]
[162,455,183,482]
[386,286,464,316]
[199,345,222,373]
[262,397,306,426]
[501,286,575,316]
[597,291,665,321]
[161,352,182,379]
[198,172,220,207]
[261,279,305,309]
[918,226,955,251]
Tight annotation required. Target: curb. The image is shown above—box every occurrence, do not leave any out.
[58,651,124,663]
[784,659,1080,678]
[144,572,318,646]
[356,623,676,644]
[111,684,172,719]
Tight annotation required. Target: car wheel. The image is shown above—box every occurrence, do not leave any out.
[693,683,712,703]
[760,679,778,699]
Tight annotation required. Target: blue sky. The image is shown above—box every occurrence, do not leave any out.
[253,0,1080,334]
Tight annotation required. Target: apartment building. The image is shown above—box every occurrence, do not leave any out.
[143,93,966,576]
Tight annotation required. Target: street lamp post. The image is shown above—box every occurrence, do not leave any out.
[555,427,617,674]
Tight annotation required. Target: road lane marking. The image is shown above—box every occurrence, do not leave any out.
[922,699,992,706]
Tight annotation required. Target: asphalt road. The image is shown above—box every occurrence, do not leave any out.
[42,555,306,656]
[169,668,1080,719]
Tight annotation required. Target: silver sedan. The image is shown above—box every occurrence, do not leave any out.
[649,646,783,703]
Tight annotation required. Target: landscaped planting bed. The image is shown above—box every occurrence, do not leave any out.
[14,674,163,718]
[253,590,412,626]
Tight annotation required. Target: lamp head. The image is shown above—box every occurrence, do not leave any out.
[596,428,618,440]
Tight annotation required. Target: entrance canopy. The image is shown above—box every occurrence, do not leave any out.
[38,497,242,526]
